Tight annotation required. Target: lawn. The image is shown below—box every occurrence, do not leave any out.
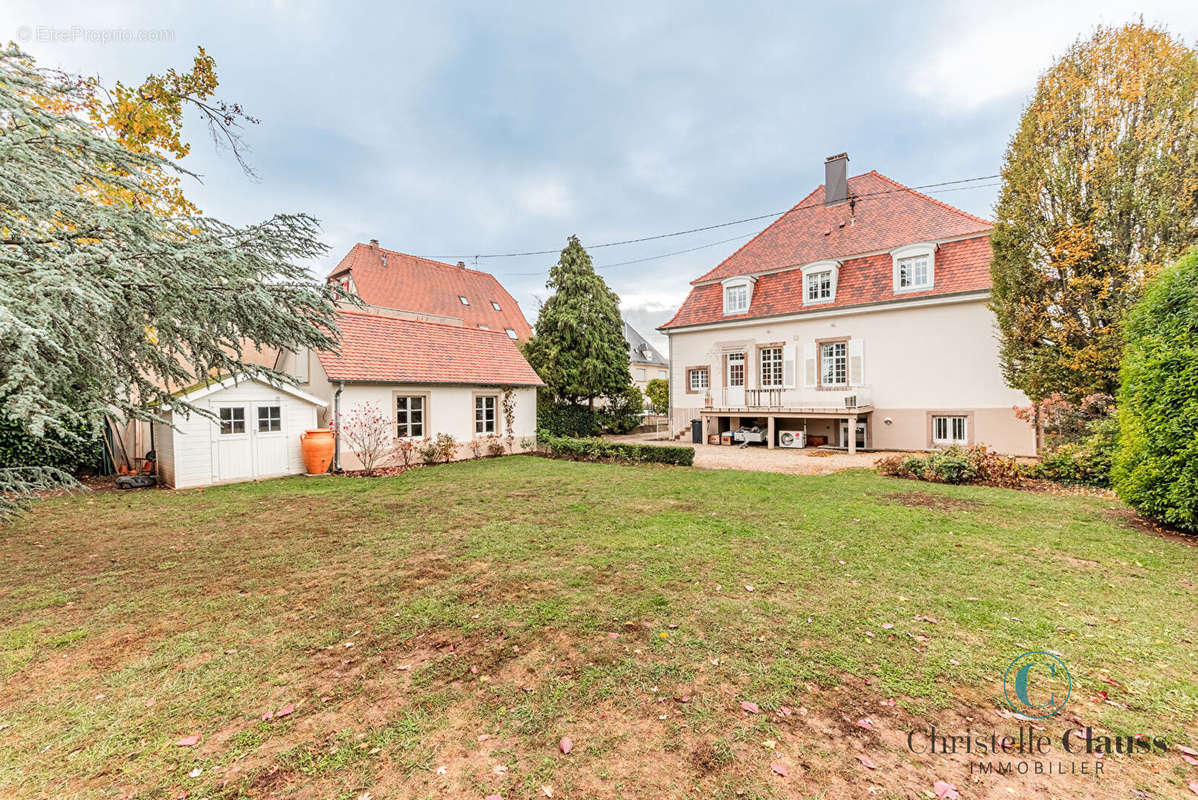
[0,457,1195,799]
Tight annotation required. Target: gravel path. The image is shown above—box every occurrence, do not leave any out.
[607,433,900,475]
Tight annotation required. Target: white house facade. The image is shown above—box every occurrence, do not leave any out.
[660,155,1034,456]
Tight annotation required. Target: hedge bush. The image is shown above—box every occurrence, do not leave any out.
[0,418,104,475]
[876,444,1023,487]
[1113,249,1198,532]
[537,401,600,437]
[1031,415,1118,487]
[543,436,694,466]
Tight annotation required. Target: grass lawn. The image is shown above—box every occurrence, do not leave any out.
[1,457,1196,799]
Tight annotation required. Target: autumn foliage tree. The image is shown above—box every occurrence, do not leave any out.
[990,22,1198,401]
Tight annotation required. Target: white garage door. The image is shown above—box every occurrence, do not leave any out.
[212,401,290,483]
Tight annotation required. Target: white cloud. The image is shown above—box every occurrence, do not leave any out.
[908,0,1198,112]
[514,177,574,219]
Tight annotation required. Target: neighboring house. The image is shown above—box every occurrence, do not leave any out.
[327,240,534,340]
[152,375,327,488]
[277,309,543,469]
[624,322,668,400]
[659,154,1034,455]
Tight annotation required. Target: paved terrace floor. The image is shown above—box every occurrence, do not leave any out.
[605,432,900,476]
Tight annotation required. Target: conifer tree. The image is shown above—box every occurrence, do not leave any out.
[990,22,1198,401]
[0,47,342,519]
[524,236,632,410]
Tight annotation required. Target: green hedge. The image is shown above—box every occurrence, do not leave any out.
[537,401,600,437]
[1113,249,1198,532]
[543,435,694,466]
[0,418,104,475]
[1031,416,1117,487]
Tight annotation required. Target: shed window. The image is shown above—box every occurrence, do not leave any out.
[219,407,245,435]
[257,405,281,433]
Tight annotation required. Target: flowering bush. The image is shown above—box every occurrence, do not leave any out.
[333,402,393,475]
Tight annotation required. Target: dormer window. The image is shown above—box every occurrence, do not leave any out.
[801,260,840,305]
[491,301,501,311]
[459,295,470,305]
[721,276,755,315]
[891,243,936,293]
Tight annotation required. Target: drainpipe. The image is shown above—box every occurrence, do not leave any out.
[333,381,344,472]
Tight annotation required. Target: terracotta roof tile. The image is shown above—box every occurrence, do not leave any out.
[661,171,994,330]
[316,310,543,386]
[329,244,533,339]
[662,236,993,329]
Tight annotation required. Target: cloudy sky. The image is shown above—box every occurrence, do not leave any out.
[11,0,1198,348]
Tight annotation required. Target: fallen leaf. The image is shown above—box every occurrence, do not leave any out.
[276,704,295,718]
[881,699,896,707]
[485,795,502,800]
[881,623,894,629]
[261,711,274,721]
[858,755,878,769]
[542,787,554,798]
[778,705,792,716]
[740,701,761,714]
[914,616,938,624]
[174,734,201,747]
[744,585,755,592]
[1189,781,1198,797]
[1180,745,1198,757]
[435,765,447,775]
[397,664,412,670]
[188,767,203,778]
[673,696,691,704]
[1100,676,1120,687]
[770,761,788,777]
[934,780,960,799]
[559,737,573,754]
[856,718,874,730]
[471,665,479,674]
[762,739,777,749]
[607,632,619,639]
[492,764,508,775]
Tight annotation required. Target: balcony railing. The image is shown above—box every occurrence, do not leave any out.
[713,386,872,410]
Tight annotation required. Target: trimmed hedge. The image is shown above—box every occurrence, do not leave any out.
[543,435,694,466]
[1113,249,1198,532]
[0,418,104,476]
[537,401,600,437]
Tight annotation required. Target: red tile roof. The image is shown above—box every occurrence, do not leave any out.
[316,310,544,386]
[662,237,993,329]
[661,171,994,330]
[328,244,534,339]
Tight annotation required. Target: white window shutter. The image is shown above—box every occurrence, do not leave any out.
[783,343,796,388]
[803,342,817,388]
[849,339,865,386]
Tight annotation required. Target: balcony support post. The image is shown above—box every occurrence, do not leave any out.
[767,416,775,449]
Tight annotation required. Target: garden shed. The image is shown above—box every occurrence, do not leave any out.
[152,376,328,489]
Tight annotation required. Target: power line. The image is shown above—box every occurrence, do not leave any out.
[493,179,1002,279]
[422,174,999,262]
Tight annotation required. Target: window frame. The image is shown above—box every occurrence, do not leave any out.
[491,300,501,311]
[758,346,784,388]
[686,366,710,394]
[927,411,973,446]
[393,392,429,439]
[725,351,746,388]
[256,404,282,433]
[504,328,518,339]
[801,260,840,305]
[473,393,498,436]
[891,243,936,293]
[458,295,470,305]
[720,276,756,316]
[818,339,848,387]
[218,406,246,436]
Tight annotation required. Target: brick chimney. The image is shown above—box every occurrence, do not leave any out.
[824,153,849,205]
[457,261,466,270]
[369,238,379,249]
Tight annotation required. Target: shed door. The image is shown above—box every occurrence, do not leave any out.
[213,404,253,482]
[252,401,288,477]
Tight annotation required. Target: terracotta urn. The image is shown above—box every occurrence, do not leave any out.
[300,428,335,475]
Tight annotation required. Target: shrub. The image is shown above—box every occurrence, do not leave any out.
[542,436,694,467]
[486,435,506,457]
[876,445,1023,487]
[1031,416,1117,486]
[468,438,484,459]
[0,417,104,476]
[1113,249,1198,532]
[600,384,645,434]
[394,438,416,468]
[924,447,978,484]
[1016,393,1115,449]
[433,432,458,463]
[418,440,440,466]
[537,401,599,437]
[333,402,394,475]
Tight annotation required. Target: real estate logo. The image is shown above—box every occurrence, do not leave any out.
[1003,651,1071,718]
